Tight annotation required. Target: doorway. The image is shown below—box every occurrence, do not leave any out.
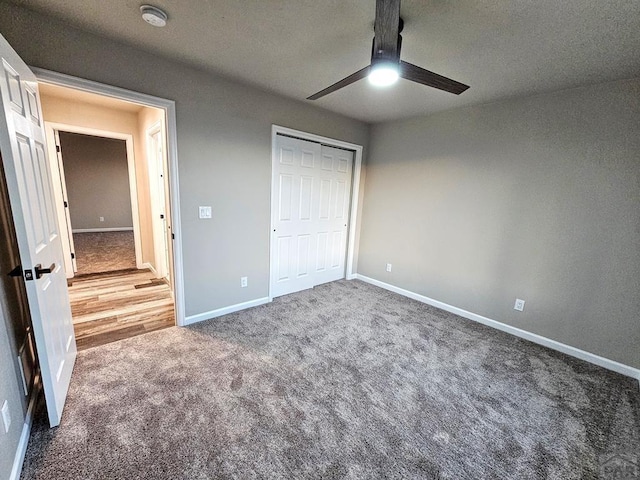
[37,80,178,350]
[49,128,142,276]
[0,36,185,426]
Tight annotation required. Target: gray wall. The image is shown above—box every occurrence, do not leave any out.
[359,78,640,369]
[0,306,26,480]
[0,3,370,317]
[59,132,133,231]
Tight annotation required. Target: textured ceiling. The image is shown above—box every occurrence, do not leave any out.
[8,0,640,123]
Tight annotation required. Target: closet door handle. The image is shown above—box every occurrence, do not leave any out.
[34,263,56,279]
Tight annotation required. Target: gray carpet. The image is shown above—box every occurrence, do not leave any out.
[73,231,136,275]
[21,280,639,479]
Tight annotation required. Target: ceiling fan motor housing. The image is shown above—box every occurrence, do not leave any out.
[371,31,402,68]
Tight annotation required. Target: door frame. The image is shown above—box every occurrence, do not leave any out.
[269,125,363,301]
[44,123,143,274]
[33,68,186,325]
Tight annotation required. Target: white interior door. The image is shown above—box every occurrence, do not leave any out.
[47,128,77,277]
[0,34,76,427]
[271,135,353,298]
[148,124,169,280]
[313,144,353,285]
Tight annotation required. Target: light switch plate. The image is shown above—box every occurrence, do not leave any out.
[198,206,212,219]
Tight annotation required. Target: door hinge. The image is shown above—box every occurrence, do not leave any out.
[24,269,34,281]
[7,265,22,277]
[56,145,60,153]
[160,214,165,219]
[64,201,68,208]
[171,233,175,240]
[71,252,75,259]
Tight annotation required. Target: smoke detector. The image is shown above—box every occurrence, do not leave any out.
[140,5,168,27]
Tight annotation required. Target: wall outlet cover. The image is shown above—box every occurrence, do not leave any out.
[386,263,392,272]
[241,276,248,288]
[514,299,525,311]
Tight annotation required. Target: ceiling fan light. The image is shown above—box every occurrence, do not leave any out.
[368,62,400,87]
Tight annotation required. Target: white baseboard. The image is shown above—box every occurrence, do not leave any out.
[183,297,271,326]
[10,374,40,480]
[72,227,134,233]
[355,275,640,383]
[142,262,158,276]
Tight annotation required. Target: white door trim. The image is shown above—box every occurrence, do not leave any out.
[33,68,186,326]
[44,122,143,270]
[269,125,363,301]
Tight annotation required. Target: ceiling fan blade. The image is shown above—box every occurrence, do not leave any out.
[374,0,401,59]
[400,61,469,95]
[307,66,371,100]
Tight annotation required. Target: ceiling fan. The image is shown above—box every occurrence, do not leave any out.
[307,0,469,100]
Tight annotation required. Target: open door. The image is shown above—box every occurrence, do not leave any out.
[45,127,78,278]
[0,34,76,427]
[148,122,170,281]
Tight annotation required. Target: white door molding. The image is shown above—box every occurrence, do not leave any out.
[34,68,186,326]
[269,125,363,301]
[44,122,143,271]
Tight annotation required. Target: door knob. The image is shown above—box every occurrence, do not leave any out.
[34,263,55,279]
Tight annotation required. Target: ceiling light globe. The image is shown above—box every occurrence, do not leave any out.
[368,63,400,87]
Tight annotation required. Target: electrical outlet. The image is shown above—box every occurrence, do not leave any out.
[514,299,525,312]
[99,216,104,222]
[1,400,10,433]
[199,206,212,219]
[240,276,248,288]
[386,263,392,272]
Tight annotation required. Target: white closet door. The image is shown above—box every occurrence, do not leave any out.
[271,135,353,298]
[313,144,353,286]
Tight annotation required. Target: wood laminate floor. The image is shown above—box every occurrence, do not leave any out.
[69,268,175,351]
